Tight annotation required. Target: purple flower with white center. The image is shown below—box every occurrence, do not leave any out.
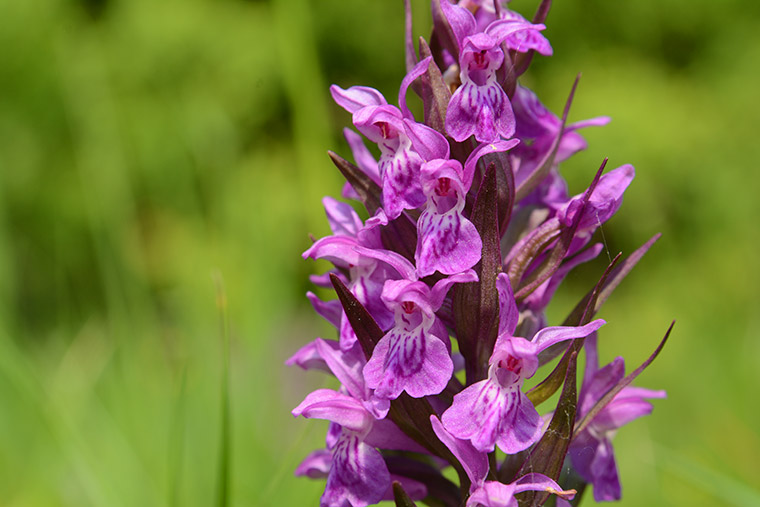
[439,0,547,142]
[356,248,477,399]
[416,140,518,277]
[441,273,605,453]
[569,336,666,502]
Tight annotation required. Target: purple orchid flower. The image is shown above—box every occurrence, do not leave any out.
[292,337,429,507]
[331,58,449,219]
[441,273,605,453]
[556,164,635,233]
[455,1,553,58]
[416,140,518,277]
[439,0,547,142]
[569,335,666,502]
[355,246,477,399]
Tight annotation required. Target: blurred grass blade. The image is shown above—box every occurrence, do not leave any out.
[214,272,231,507]
[169,367,188,507]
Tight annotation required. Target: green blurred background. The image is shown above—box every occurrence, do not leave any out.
[0,0,758,505]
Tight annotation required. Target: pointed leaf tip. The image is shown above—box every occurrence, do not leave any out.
[574,320,674,437]
[393,481,418,507]
[329,273,384,360]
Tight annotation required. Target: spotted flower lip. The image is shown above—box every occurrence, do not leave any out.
[358,260,477,400]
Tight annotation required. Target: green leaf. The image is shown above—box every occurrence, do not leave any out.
[561,233,661,329]
[213,273,231,507]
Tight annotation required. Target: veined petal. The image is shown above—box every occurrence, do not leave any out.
[343,128,380,185]
[587,438,621,502]
[591,394,660,433]
[485,20,546,46]
[442,377,543,454]
[466,481,518,507]
[557,164,635,231]
[438,0,476,50]
[447,81,515,143]
[399,56,434,119]
[363,322,453,399]
[403,119,450,161]
[441,379,502,452]
[463,139,520,190]
[352,246,417,281]
[322,432,390,507]
[286,339,330,373]
[303,235,363,267]
[380,147,426,219]
[315,338,367,402]
[323,197,363,237]
[416,208,482,277]
[307,292,343,329]
[494,388,543,454]
[430,269,479,310]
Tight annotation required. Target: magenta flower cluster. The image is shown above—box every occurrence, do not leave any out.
[288,1,671,506]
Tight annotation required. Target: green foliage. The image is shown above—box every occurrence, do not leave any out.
[0,0,757,504]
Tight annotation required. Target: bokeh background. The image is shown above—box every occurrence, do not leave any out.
[0,0,758,505]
